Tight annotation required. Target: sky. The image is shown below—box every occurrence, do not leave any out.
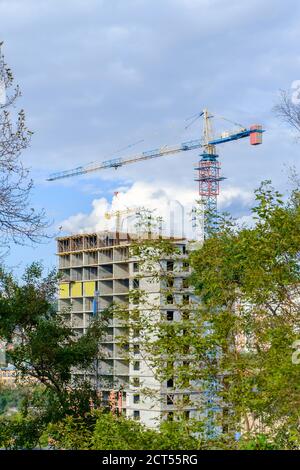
[0,0,300,274]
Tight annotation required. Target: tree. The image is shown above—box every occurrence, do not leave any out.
[0,413,44,450]
[189,180,300,443]
[46,410,204,450]
[0,43,48,252]
[0,384,27,415]
[0,262,109,434]
[274,89,300,134]
[115,180,300,449]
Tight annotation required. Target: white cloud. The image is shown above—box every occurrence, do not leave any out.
[218,187,253,208]
[60,197,110,234]
[59,179,255,239]
[236,214,255,228]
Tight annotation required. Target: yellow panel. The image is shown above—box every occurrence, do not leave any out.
[84,281,96,297]
[59,283,70,299]
[70,282,82,297]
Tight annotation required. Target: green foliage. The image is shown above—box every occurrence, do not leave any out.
[46,411,205,450]
[0,386,25,415]
[1,180,300,449]
[156,419,205,450]
[116,180,300,449]
[92,411,157,450]
[189,181,300,441]
[0,262,109,438]
[47,415,95,450]
[238,434,277,450]
[0,262,58,340]
[0,413,43,449]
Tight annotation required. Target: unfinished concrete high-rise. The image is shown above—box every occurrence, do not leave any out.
[57,231,200,428]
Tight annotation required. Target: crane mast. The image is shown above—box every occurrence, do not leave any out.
[195,109,225,233]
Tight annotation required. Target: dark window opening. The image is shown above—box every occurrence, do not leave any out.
[167,378,174,388]
[133,262,139,272]
[167,261,174,272]
[167,311,174,321]
[167,394,174,405]
[133,394,140,404]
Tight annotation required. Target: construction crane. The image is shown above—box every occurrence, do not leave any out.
[104,207,141,235]
[194,110,263,233]
[47,109,264,236]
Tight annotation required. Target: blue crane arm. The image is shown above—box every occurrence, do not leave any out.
[46,139,203,181]
[47,127,263,182]
[209,128,264,146]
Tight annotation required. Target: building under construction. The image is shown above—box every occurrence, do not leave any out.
[54,108,264,428]
[57,230,200,428]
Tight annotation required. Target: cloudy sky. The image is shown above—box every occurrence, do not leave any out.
[1,0,300,273]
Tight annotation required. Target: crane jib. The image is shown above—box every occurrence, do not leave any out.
[47,128,264,182]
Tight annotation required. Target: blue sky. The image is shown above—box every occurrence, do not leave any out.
[1,0,300,275]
